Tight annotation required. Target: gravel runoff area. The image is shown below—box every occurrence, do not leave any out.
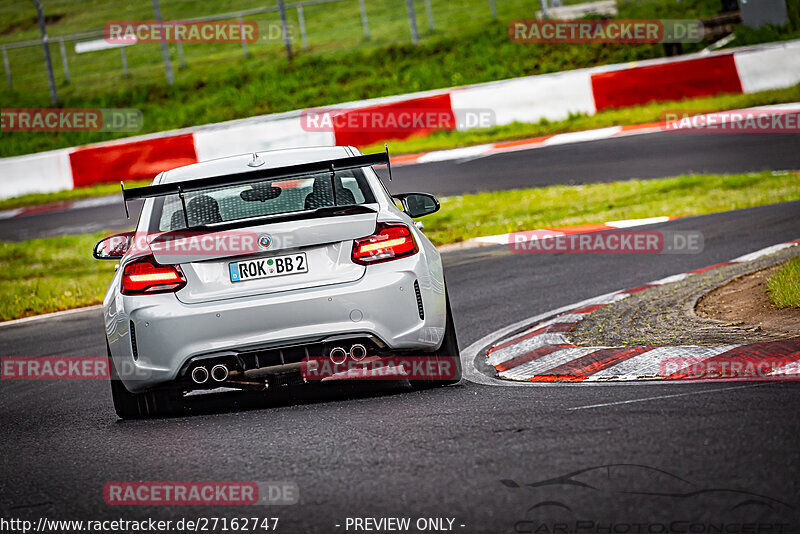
[569,245,800,347]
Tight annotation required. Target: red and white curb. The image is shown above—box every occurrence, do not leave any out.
[390,103,799,167]
[461,240,800,386]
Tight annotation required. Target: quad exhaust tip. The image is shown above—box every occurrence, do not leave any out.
[329,347,348,365]
[211,364,229,382]
[350,344,367,361]
[191,366,209,384]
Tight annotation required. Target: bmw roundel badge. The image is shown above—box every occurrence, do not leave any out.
[258,234,272,249]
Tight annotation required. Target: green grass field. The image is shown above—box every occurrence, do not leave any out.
[2,0,798,158]
[0,232,115,321]
[768,256,800,308]
[2,170,799,321]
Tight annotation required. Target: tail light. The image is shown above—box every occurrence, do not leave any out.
[121,255,186,295]
[352,222,418,265]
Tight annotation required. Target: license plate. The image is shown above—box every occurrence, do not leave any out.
[229,253,308,282]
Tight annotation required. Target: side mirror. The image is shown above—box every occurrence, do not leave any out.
[93,232,134,260]
[393,193,440,218]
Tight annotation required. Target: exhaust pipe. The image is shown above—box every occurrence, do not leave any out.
[191,366,209,384]
[329,347,348,365]
[211,364,229,382]
[350,344,367,361]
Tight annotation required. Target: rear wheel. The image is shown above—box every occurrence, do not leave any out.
[412,291,462,388]
[107,341,185,419]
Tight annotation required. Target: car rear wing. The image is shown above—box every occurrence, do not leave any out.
[120,148,392,219]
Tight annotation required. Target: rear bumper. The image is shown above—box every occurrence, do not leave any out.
[106,255,445,392]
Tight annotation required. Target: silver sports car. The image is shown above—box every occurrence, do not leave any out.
[94,146,461,419]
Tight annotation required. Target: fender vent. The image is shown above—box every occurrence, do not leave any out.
[130,321,139,361]
[414,280,424,320]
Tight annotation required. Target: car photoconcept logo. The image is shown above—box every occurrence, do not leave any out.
[258,234,272,249]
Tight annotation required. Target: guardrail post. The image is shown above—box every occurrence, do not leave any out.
[176,36,186,68]
[152,0,175,85]
[297,5,308,49]
[58,37,70,83]
[2,47,11,90]
[277,0,293,61]
[358,0,370,39]
[238,17,250,58]
[32,0,58,103]
[120,46,129,77]
[405,0,419,44]
[539,0,549,19]
[424,0,434,30]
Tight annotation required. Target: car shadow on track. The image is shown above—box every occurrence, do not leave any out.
[111,380,453,422]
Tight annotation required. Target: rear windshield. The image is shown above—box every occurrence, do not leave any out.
[151,169,375,231]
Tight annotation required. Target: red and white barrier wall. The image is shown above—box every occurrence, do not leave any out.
[2,39,798,199]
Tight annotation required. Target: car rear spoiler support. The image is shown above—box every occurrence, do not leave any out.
[119,150,391,219]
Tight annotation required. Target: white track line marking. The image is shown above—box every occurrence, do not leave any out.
[730,243,794,263]
[0,208,23,219]
[416,144,492,164]
[650,273,689,285]
[605,216,672,228]
[568,383,769,410]
[543,126,622,146]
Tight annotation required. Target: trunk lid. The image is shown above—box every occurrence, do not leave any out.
[149,208,377,304]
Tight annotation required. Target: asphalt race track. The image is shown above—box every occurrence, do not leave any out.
[2,130,800,241]
[1,197,799,530]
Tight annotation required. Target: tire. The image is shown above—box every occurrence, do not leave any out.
[107,341,184,419]
[412,290,462,388]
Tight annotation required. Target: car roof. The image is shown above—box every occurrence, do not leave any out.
[158,146,356,184]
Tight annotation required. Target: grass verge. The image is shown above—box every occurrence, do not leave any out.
[422,170,800,244]
[768,256,800,308]
[2,170,799,321]
[0,233,115,322]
